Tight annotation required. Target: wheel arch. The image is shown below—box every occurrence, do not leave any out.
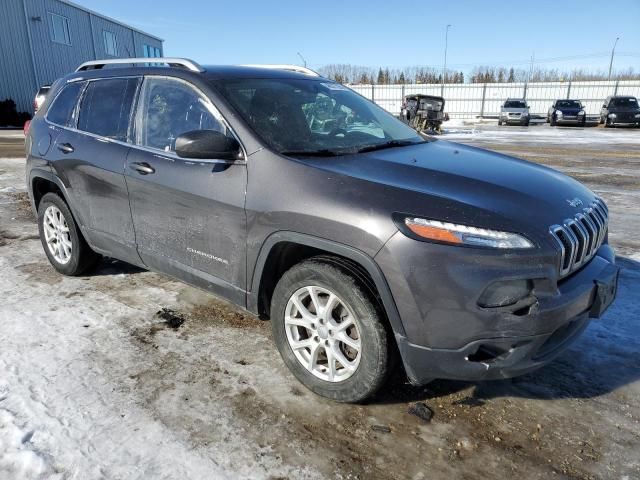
[248,231,406,338]
[29,170,90,242]
[30,169,69,212]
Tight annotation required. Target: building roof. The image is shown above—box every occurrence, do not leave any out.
[56,0,163,42]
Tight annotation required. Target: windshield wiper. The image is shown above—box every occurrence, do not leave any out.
[356,140,424,154]
[281,149,342,157]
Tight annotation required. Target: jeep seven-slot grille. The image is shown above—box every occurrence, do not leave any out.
[549,198,609,278]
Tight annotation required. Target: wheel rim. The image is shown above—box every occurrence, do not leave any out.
[284,286,362,382]
[43,205,72,264]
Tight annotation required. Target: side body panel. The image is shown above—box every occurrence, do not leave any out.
[125,150,248,305]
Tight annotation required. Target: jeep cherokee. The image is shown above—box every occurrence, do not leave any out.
[25,58,619,403]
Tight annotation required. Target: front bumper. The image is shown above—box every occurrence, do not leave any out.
[375,234,619,384]
[502,115,529,125]
[555,115,585,124]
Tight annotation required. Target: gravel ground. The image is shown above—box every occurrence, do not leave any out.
[1,126,639,480]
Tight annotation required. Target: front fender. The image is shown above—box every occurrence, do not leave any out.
[248,231,406,338]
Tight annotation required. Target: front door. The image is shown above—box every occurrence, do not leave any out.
[125,76,247,305]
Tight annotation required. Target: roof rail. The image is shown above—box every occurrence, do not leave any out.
[76,57,204,73]
[240,64,320,77]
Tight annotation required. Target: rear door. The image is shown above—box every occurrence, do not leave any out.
[125,76,248,304]
[51,76,141,264]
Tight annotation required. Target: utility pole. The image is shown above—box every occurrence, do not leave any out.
[297,52,307,68]
[528,52,535,83]
[608,37,620,80]
[441,24,451,96]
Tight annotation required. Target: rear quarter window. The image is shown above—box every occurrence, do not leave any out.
[77,77,139,141]
[46,82,84,126]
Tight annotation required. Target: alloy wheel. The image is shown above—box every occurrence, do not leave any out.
[284,286,362,382]
[43,205,72,264]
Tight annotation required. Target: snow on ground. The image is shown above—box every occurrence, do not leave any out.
[442,121,640,145]
[1,126,640,480]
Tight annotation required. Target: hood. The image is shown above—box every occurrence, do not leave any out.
[298,140,595,245]
[609,104,640,113]
[556,107,582,115]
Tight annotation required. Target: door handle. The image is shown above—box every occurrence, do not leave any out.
[130,162,155,175]
[57,143,74,154]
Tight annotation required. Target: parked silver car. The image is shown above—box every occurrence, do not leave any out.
[499,98,530,126]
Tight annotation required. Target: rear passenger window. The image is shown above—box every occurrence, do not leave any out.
[46,82,83,127]
[77,78,138,141]
[135,77,229,152]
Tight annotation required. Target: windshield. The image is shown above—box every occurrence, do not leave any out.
[610,97,639,108]
[215,78,425,156]
[556,100,581,109]
[504,100,527,109]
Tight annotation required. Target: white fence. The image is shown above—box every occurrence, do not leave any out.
[348,80,640,118]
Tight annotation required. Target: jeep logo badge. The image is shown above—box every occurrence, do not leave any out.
[567,198,583,208]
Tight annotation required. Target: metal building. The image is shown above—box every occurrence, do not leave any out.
[0,0,163,113]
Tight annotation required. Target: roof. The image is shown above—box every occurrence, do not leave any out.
[201,65,325,80]
[56,0,163,42]
[60,64,330,84]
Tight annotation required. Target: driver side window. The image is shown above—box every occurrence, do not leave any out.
[135,77,229,152]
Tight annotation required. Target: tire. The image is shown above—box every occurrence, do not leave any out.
[605,117,613,128]
[37,192,99,275]
[270,258,390,403]
[498,119,503,126]
[580,118,586,127]
[550,115,556,126]
[523,119,530,126]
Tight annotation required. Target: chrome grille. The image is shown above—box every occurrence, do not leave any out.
[549,198,609,277]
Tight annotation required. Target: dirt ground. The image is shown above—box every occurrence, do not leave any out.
[1,125,639,480]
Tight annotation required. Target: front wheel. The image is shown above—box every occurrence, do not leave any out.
[270,258,391,403]
[37,193,98,275]
[550,115,557,126]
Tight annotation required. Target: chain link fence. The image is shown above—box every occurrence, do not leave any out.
[348,81,640,119]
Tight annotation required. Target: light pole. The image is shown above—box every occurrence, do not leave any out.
[441,24,452,95]
[608,37,620,81]
[297,52,307,68]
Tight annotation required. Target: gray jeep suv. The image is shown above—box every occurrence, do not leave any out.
[26,58,618,402]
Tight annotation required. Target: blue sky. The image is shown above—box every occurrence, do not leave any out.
[78,0,640,74]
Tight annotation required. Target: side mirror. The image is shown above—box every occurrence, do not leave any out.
[175,130,242,161]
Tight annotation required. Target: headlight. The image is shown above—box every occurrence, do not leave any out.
[403,217,534,249]
[635,113,640,118]
[556,110,563,117]
[609,113,617,118]
[578,110,585,116]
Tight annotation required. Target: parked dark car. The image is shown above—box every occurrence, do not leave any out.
[25,58,619,403]
[499,98,530,126]
[548,99,586,126]
[600,96,640,127]
[400,94,449,133]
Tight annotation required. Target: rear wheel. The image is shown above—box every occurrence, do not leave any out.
[270,258,390,403]
[37,193,98,275]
